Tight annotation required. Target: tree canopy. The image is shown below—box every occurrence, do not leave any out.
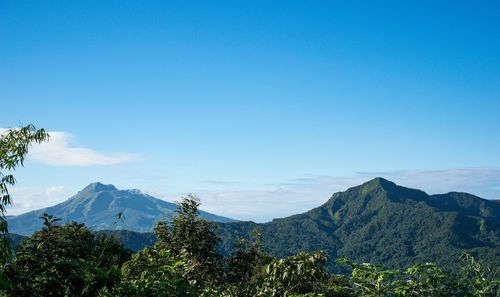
[0,126,498,296]
[0,124,49,288]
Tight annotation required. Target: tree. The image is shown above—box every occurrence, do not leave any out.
[392,263,452,297]
[208,231,273,297]
[116,247,194,297]
[258,252,331,297]
[225,231,268,285]
[108,195,225,296]
[456,253,500,297]
[0,125,49,238]
[337,258,397,297]
[154,194,224,286]
[7,216,131,297]
[0,124,48,289]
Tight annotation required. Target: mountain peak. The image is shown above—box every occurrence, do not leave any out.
[81,182,117,192]
[363,177,397,190]
[8,182,236,235]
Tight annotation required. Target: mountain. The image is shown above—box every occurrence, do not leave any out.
[7,182,236,235]
[8,178,499,273]
[217,178,500,272]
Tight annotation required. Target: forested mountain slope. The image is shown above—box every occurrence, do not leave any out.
[8,178,499,273]
[218,178,499,271]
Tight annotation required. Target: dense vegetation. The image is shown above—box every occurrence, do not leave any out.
[218,178,500,273]
[1,126,498,296]
[7,177,499,276]
[0,196,497,296]
[0,125,49,257]
[83,178,499,275]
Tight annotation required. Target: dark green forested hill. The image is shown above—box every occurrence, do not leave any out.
[75,178,499,272]
[8,178,499,273]
[217,178,500,272]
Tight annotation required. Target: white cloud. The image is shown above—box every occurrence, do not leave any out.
[7,185,70,215]
[195,175,366,222]
[191,169,500,222]
[45,185,64,196]
[26,131,139,166]
[1,128,139,166]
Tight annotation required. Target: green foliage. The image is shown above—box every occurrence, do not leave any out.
[153,194,224,286]
[0,125,49,257]
[1,193,499,297]
[6,215,131,297]
[393,263,452,297]
[218,178,500,273]
[456,253,500,297]
[338,258,397,297]
[201,251,348,297]
[257,252,330,297]
[338,255,499,297]
[200,231,273,297]
[104,194,227,296]
[1,126,497,296]
[111,247,195,297]
[0,124,49,291]
[225,230,269,284]
[0,125,49,209]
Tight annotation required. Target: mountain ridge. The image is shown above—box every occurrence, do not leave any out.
[69,178,498,272]
[6,178,499,272]
[217,177,499,272]
[7,182,236,235]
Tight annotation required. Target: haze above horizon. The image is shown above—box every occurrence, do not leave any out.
[1,0,499,222]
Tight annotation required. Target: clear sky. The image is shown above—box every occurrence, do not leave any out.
[1,0,499,222]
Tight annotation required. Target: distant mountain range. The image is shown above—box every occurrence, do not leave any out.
[217,178,500,271]
[7,182,236,235]
[7,178,499,272]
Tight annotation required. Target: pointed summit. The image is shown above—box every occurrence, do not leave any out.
[218,178,499,273]
[324,177,429,207]
[366,177,397,186]
[7,182,236,235]
[361,177,398,191]
[81,182,117,193]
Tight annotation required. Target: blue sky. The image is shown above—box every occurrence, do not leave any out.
[1,0,499,221]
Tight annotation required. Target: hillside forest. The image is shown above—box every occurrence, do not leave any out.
[0,126,498,297]
[0,196,498,297]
